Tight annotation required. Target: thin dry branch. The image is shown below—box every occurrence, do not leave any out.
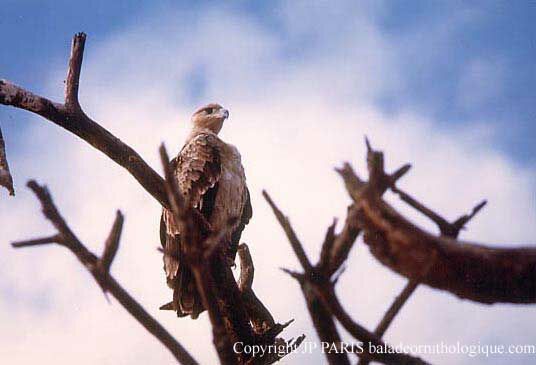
[12,180,197,365]
[326,206,361,276]
[237,244,277,333]
[317,285,429,365]
[12,234,62,247]
[100,210,124,273]
[265,191,428,365]
[264,190,351,365]
[65,32,85,108]
[302,278,351,365]
[262,190,313,273]
[0,33,168,207]
[391,185,487,238]
[373,280,419,339]
[0,124,14,195]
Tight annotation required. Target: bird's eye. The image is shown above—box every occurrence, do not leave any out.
[205,108,213,114]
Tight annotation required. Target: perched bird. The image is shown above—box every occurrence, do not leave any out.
[160,103,252,318]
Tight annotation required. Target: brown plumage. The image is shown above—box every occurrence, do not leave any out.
[160,103,252,318]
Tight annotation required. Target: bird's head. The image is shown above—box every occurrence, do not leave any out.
[191,103,229,134]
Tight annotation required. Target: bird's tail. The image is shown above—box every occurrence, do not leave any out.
[175,265,204,319]
[160,265,205,318]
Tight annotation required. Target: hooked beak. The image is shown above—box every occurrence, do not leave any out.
[221,108,229,120]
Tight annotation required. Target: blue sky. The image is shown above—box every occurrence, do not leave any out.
[1,2,536,364]
[1,1,535,163]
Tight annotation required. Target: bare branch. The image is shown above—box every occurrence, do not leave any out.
[374,280,419,338]
[357,188,536,304]
[262,190,313,273]
[392,186,450,232]
[0,124,14,195]
[17,180,197,365]
[11,234,62,248]
[337,141,535,305]
[318,218,338,272]
[365,138,411,195]
[317,285,429,365]
[65,32,85,108]
[238,243,255,291]
[366,197,487,350]
[450,200,487,237]
[335,163,366,202]
[301,279,351,365]
[326,206,360,276]
[267,194,351,365]
[237,244,277,334]
[329,146,409,277]
[268,186,425,364]
[0,33,168,207]
[255,335,307,365]
[100,210,124,273]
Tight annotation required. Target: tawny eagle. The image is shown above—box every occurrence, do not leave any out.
[160,103,252,318]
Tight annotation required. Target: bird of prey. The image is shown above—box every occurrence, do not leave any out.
[160,103,252,318]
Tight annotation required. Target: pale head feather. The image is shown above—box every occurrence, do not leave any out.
[191,103,229,134]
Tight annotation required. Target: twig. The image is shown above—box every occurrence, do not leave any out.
[12,180,197,365]
[267,190,427,365]
[326,206,361,276]
[262,190,313,273]
[318,218,338,273]
[100,210,124,273]
[0,124,14,195]
[65,32,85,109]
[237,244,277,334]
[301,278,351,365]
[373,280,419,338]
[318,285,429,365]
[0,33,168,207]
[11,234,62,247]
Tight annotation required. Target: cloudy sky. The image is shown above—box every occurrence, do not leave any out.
[1,1,535,364]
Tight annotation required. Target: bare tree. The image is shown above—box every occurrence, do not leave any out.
[2,33,535,365]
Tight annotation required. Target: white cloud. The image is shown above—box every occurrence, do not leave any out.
[1,3,535,365]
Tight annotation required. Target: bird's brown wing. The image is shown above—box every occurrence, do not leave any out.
[160,133,221,318]
[176,133,221,211]
[229,187,252,261]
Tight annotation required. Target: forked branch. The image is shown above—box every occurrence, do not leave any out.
[0,33,168,207]
[264,191,428,365]
[0,124,14,195]
[11,180,197,365]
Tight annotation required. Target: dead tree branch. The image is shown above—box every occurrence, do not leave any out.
[237,244,277,333]
[0,33,168,207]
[371,199,486,339]
[337,141,536,305]
[264,191,428,365]
[359,160,488,365]
[12,180,198,365]
[0,124,14,195]
[373,280,419,339]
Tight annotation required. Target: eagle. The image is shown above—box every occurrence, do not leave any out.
[160,103,252,319]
